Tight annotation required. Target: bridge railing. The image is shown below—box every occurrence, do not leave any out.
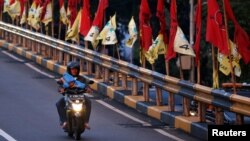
[1,21,250,125]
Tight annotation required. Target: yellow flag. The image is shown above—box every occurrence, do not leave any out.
[126,16,137,48]
[97,14,116,40]
[218,40,241,77]
[60,3,68,25]
[27,1,37,25]
[30,6,43,30]
[20,5,27,24]
[85,26,99,48]
[218,53,231,76]
[42,2,52,26]
[65,9,81,42]
[3,0,10,13]
[8,0,21,20]
[145,34,166,64]
[66,7,73,27]
[101,27,117,45]
[174,26,195,57]
[157,34,166,55]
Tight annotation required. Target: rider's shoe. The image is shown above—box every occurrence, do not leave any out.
[61,122,67,129]
[84,123,91,130]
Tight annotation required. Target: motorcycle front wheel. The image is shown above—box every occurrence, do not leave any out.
[73,116,84,140]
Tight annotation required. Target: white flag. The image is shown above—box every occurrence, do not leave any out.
[126,16,137,48]
[174,26,195,57]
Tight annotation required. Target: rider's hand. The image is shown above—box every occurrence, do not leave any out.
[85,87,93,93]
[58,88,65,94]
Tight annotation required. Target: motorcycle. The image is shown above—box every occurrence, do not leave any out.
[57,80,94,140]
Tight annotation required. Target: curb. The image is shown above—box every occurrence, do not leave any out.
[0,40,208,140]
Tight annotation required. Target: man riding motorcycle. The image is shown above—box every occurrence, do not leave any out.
[56,61,92,130]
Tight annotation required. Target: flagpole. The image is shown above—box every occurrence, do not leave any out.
[0,3,2,21]
[189,0,195,83]
[165,59,170,75]
[58,22,62,39]
[178,54,184,79]
[51,0,54,38]
[222,0,242,125]
[212,45,219,88]
[222,0,236,94]
[116,43,120,60]
[58,0,61,39]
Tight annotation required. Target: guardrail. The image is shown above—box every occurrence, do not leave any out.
[1,21,250,127]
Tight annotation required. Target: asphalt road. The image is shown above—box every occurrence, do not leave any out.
[0,48,203,141]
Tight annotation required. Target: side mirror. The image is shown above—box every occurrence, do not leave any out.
[87,80,94,84]
[56,79,63,85]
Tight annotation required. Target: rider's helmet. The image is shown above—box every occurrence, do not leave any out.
[67,61,80,76]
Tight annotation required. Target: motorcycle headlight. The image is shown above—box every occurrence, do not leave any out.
[72,103,83,112]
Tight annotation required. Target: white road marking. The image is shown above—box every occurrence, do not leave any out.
[96,100,185,141]
[2,51,24,62]
[0,129,17,141]
[2,50,55,79]
[154,129,185,141]
[24,63,55,78]
[84,93,94,98]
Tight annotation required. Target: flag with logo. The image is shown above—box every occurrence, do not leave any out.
[139,0,152,51]
[85,0,108,48]
[59,0,68,25]
[224,0,250,64]
[3,0,14,13]
[174,26,195,57]
[67,0,79,27]
[84,26,99,48]
[41,0,52,26]
[206,0,229,55]
[30,5,43,30]
[7,0,21,20]
[126,16,137,48]
[27,0,38,26]
[166,0,178,61]
[20,3,27,24]
[92,0,108,29]
[65,9,81,42]
[145,34,166,64]
[97,14,116,39]
[0,0,4,12]
[156,0,168,45]
[194,0,202,65]
[218,40,241,77]
[79,0,91,37]
[97,14,117,45]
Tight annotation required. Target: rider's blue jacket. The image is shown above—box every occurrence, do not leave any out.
[62,72,85,89]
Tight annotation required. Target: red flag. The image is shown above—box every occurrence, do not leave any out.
[166,0,178,61]
[80,0,91,36]
[34,0,42,6]
[156,0,168,44]
[59,0,63,8]
[20,0,28,16]
[92,0,109,30]
[141,25,152,51]
[139,0,152,51]
[194,0,202,65]
[0,0,4,11]
[41,0,51,20]
[224,0,250,64]
[206,0,229,55]
[68,0,79,26]
[10,0,15,5]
